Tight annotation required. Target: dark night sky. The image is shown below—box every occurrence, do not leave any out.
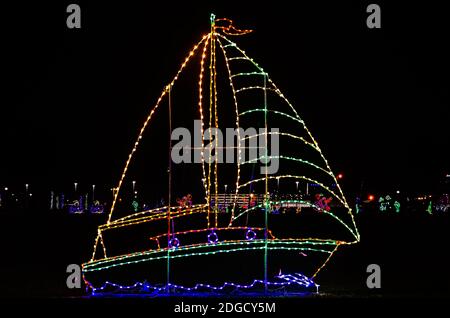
[1,1,449,196]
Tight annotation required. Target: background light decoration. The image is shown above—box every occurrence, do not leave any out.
[377,194,400,213]
[82,15,360,295]
[394,201,400,213]
[427,201,433,215]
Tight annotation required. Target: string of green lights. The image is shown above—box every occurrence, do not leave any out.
[83,239,337,273]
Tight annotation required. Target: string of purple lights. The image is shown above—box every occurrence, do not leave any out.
[89,273,319,295]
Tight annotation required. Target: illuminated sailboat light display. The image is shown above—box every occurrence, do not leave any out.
[82,14,359,296]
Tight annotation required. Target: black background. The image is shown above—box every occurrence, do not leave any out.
[0,0,449,310]
[1,1,449,195]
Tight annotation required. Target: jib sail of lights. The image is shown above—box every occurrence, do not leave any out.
[82,15,360,293]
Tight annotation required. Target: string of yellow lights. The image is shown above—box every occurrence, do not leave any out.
[213,22,220,228]
[312,244,340,278]
[215,37,242,225]
[207,21,214,226]
[110,203,207,224]
[199,35,211,227]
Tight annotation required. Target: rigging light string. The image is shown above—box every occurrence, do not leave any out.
[199,36,211,227]
[263,70,269,292]
[213,20,220,228]
[207,17,214,225]
[215,37,241,225]
[167,83,172,292]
